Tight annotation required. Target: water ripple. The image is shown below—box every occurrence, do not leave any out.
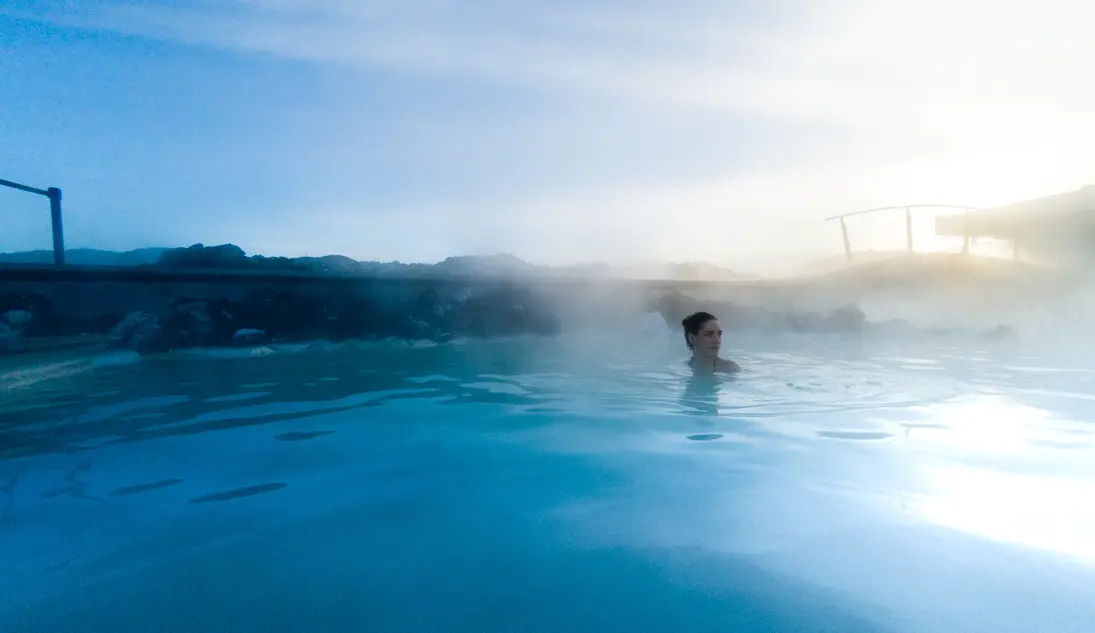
[1,336,1091,462]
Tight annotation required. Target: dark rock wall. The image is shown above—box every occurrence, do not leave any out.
[0,274,577,353]
[0,263,901,357]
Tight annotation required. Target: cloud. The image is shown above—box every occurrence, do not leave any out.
[41,0,1089,124]
[102,1,1085,155]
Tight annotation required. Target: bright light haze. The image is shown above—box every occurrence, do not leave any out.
[2,1,1092,269]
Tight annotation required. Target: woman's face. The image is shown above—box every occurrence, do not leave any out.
[690,318,722,355]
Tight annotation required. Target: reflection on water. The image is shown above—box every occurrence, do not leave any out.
[109,478,185,497]
[274,430,335,442]
[1,336,993,460]
[1,334,1094,633]
[680,372,723,416]
[190,482,289,504]
[914,463,1095,564]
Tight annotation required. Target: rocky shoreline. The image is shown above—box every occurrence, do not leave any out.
[0,283,876,359]
[100,282,563,354]
[1,244,1029,357]
[0,282,1015,359]
[0,281,562,355]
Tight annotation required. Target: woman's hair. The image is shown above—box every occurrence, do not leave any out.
[681,311,717,350]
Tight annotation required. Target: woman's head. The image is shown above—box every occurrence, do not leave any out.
[681,311,722,356]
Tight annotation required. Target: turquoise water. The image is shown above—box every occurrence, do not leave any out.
[2,331,1094,632]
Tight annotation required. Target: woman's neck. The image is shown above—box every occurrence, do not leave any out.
[690,354,717,371]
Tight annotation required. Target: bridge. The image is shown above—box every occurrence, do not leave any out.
[824,204,981,263]
[830,187,1095,264]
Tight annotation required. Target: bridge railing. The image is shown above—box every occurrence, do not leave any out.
[0,177,65,265]
[824,204,980,263]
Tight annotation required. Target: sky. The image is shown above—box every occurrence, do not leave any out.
[1,0,1093,269]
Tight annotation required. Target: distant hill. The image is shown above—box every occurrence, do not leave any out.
[0,247,169,266]
[0,244,749,281]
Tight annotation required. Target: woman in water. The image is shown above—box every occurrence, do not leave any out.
[681,311,741,374]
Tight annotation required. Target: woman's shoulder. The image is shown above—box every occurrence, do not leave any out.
[716,358,742,373]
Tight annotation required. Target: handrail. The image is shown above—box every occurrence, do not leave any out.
[823,204,978,221]
[0,178,50,197]
[1,177,65,265]
[823,203,981,262]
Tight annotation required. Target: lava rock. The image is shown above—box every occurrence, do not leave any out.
[111,311,170,355]
[0,293,64,336]
[823,304,866,332]
[162,300,217,347]
[232,328,267,346]
[0,320,15,352]
[412,287,447,320]
[450,286,560,337]
[656,289,703,329]
[1,309,31,332]
[984,324,1018,340]
[867,318,919,337]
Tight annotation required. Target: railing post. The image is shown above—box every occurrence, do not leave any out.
[48,187,65,265]
[839,217,852,263]
[962,213,970,255]
[905,206,914,253]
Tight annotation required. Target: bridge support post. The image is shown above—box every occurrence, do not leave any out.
[962,214,970,255]
[48,187,65,266]
[905,206,914,254]
[840,217,852,263]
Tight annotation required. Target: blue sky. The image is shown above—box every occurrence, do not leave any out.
[2,1,1092,268]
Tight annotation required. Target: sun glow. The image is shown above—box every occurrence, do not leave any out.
[903,396,1095,564]
[913,465,1095,564]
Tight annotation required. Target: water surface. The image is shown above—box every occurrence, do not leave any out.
[2,333,1093,632]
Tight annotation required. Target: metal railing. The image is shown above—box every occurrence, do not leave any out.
[0,177,65,265]
[824,204,980,263]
